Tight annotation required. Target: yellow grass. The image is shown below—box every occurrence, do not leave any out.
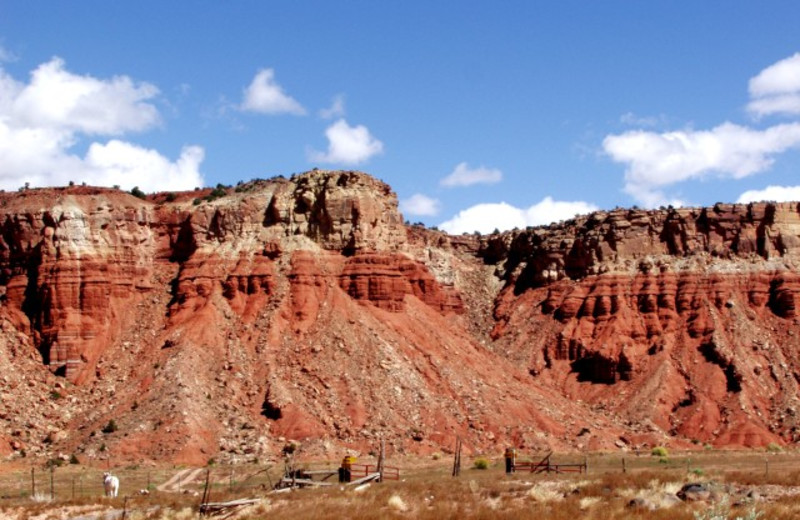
[1,450,800,519]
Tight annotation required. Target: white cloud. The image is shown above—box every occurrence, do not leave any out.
[439,197,598,235]
[603,122,800,207]
[749,53,800,97]
[308,118,383,165]
[11,58,161,134]
[440,162,502,187]
[83,141,204,192]
[748,53,800,118]
[400,193,441,217]
[738,185,800,203]
[0,57,204,191]
[240,68,305,115]
[319,94,345,119]
[748,94,800,118]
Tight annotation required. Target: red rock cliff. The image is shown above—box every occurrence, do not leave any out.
[1,174,800,464]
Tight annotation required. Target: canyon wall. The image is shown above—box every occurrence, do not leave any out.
[1,172,799,463]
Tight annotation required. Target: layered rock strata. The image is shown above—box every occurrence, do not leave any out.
[1,173,800,464]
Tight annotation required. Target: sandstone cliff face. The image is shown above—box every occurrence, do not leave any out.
[0,172,494,463]
[486,203,800,448]
[1,173,800,464]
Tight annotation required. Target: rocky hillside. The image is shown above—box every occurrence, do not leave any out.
[1,171,799,464]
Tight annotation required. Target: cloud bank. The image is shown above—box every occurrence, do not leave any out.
[308,119,383,165]
[604,122,800,207]
[0,57,204,191]
[738,185,800,203]
[604,52,800,208]
[439,197,598,235]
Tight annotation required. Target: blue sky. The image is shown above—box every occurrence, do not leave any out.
[1,1,800,233]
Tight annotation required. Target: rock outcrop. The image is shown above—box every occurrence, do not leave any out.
[1,171,800,464]
[487,203,800,448]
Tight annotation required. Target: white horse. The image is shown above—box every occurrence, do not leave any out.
[103,472,119,498]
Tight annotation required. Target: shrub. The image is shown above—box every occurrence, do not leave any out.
[47,458,65,468]
[130,186,146,199]
[766,442,782,453]
[102,419,118,434]
[473,457,489,470]
[651,446,669,458]
[165,192,177,202]
[282,442,297,455]
[69,454,80,465]
[202,183,228,203]
[49,390,62,400]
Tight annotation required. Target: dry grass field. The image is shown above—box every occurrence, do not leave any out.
[1,449,800,519]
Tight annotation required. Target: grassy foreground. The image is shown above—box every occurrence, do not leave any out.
[1,449,799,519]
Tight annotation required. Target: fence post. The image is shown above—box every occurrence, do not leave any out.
[622,457,626,473]
[72,477,75,499]
[50,465,54,500]
[452,437,462,477]
[378,438,385,483]
[200,469,211,516]
[584,456,588,474]
[765,459,769,477]
[31,466,35,497]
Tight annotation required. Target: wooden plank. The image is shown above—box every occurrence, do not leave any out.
[277,477,333,488]
[347,473,380,486]
[199,498,261,515]
[202,498,261,508]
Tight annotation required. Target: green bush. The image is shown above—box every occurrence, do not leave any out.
[473,457,489,470]
[130,186,146,199]
[651,446,669,458]
[766,442,783,453]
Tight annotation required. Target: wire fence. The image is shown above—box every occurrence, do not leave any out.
[0,463,285,501]
[1,450,799,503]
